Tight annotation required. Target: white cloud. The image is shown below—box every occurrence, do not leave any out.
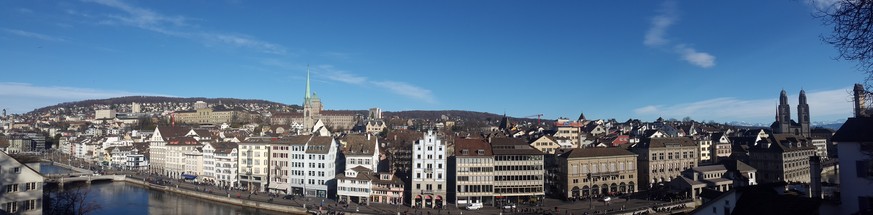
[644,1,676,47]
[371,81,437,104]
[316,65,368,85]
[0,82,170,114]
[84,0,286,54]
[633,87,854,123]
[676,45,716,68]
[1,28,65,42]
[643,1,716,68]
[806,0,842,11]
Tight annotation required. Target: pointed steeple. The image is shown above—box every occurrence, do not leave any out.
[780,89,788,105]
[799,89,807,105]
[305,64,311,103]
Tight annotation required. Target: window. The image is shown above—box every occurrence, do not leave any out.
[23,199,36,211]
[4,202,17,213]
[13,167,21,174]
[5,184,18,193]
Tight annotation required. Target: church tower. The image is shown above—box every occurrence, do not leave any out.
[798,90,811,137]
[777,90,792,134]
[303,65,314,132]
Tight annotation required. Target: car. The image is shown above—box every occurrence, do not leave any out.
[601,196,612,202]
[502,204,516,209]
[282,195,294,200]
[466,202,483,210]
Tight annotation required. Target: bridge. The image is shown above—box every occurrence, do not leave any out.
[44,174,126,188]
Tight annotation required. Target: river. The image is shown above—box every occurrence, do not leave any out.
[38,163,282,215]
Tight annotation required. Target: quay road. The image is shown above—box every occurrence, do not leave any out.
[118,170,690,215]
[40,153,691,215]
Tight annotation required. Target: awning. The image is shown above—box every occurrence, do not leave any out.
[181,174,197,180]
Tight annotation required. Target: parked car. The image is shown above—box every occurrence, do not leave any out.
[601,196,612,202]
[466,202,483,210]
[282,195,294,200]
[502,204,516,209]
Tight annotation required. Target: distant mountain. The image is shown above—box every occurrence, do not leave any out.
[726,119,846,130]
[27,96,300,115]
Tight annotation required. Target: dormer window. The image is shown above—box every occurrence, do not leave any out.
[462,150,469,155]
[477,150,485,155]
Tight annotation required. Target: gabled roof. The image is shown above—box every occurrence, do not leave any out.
[210,142,239,154]
[832,117,873,142]
[342,134,378,156]
[490,137,542,155]
[166,136,199,145]
[305,136,334,154]
[560,147,636,158]
[157,125,189,141]
[454,138,492,156]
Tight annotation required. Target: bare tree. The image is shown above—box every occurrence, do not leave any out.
[43,187,102,215]
[817,0,873,87]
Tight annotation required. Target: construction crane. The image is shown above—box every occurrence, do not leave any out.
[523,114,544,125]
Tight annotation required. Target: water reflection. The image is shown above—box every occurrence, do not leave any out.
[69,182,282,215]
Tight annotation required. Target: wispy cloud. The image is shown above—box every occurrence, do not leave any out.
[1,28,65,42]
[644,1,675,47]
[644,1,716,68]
[805,0,842,11]
[676,44,715,68]
[317,65,368,85]
[259,60,438,103]
[82,0,286,54]
[371,81,437,104]
[633,87,854,122]
[0,82,170,114]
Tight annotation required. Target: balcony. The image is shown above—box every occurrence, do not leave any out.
[424,168,433,173]
[421,190,434,195]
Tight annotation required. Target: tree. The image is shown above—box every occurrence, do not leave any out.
[43,187,102,215]
[817,0,873,87]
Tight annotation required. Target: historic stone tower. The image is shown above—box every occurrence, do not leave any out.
[797,90,811,138]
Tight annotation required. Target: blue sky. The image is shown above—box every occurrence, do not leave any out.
[0,0,863,123]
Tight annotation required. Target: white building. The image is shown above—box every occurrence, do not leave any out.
[834,117,873,215]
[411,130,447,208]
[0,151,43,215]
[338,134,379,204]
[286,135,338,198]
[164,137,201,180]
[238,140,271,192]
[211,142,239,188]
[149,126,189,176]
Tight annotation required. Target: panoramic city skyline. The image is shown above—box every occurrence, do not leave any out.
[0,0,863,123]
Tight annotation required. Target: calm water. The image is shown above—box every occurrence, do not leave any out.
[38,162,76,174]
[39,164,281,215]
[72,182,283,215]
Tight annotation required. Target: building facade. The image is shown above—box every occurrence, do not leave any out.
[0,151,43,215]
[489,138,545,206]
[558,147,637,199]
[453,138,495,206]
[411,130,447,208]
[631,137,699,189]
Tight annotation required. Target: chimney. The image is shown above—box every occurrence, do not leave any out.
[809,155,823,199]
[693,171,699,181]
[854,83,867,117]
[367,133,371,140]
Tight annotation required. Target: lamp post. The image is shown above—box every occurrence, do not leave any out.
[588,173,593,210]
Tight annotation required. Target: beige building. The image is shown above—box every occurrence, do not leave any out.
[630,137,699,189]
[554,119,583,148]
[164,137,202,180]
[747,134,815,183]
[238,140,272,192]
[529,135,561,154]
[558,147,637,199]
[489,138,545,206]
[453,138,495,206]
[174,103,253,125]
